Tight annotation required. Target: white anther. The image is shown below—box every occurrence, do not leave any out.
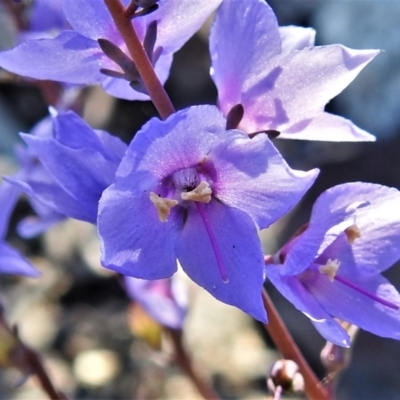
[345,224,361,244]
[319,258,341,282]
[181,181,212,203]
[149,192,178,222]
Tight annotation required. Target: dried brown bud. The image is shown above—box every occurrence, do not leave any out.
[98,38,140,83]
[267,359,304,394]
[226,103,244,130]
[345,224,361,244]
[248,129,280,139]
[125,0,159,19]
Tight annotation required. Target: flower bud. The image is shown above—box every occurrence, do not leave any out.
[267,359,305,395]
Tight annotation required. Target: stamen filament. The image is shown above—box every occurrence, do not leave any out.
[334,275,399,310]
[196,203,229,283]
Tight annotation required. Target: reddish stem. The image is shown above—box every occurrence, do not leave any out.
[21,344,67,400]
[35,80,63,107]
[3,0,28,31]
[167,329,220,400]
[103,0,175,119]
[262,288,329,400]
[0,312,65,400]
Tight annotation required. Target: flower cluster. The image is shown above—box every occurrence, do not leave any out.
[0,0,399,358]
[0,0,223,100]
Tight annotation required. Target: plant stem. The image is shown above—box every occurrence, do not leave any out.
[262,288,329,400]
[21,344,66,400]
[0,312,65,400]
[36,80,63,107]
[167,328,220,400]
[104,0,175,119]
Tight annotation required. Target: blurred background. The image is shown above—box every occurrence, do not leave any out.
[1,0,400,399]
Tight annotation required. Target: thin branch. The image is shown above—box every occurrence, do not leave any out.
[104,0,175,119]
[0,312,65,400]
[35,80,63,107]
[262,288,330,400]
[19,342,67,400]
[2,0,28,31]
[167,328,220,400]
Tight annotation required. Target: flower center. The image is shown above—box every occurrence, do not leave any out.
[172,167,213,203]
[172,167,200,191]
[150,167,213,222]
[149,166,228,283]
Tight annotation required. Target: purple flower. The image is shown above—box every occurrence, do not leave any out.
[12,116,65,237]
[28,0,67,34]
[124,275,187,329]
[210,0,378,141]
[17,0,69,42]
[266,182,400,346]
[0,182,39,277]
[7,0,68,48]
[97,105,318,322]
[7,109,127,224]
[0,0,222,100]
